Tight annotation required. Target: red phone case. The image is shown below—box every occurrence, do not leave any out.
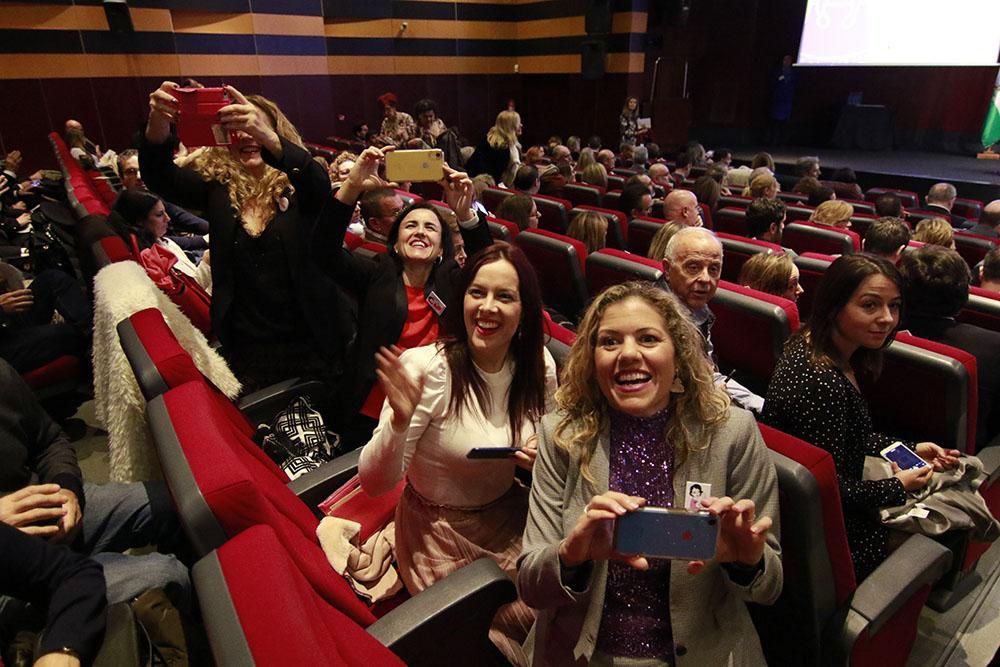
[176,87,232,148]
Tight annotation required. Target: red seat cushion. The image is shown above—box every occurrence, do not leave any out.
[21,355,81,390]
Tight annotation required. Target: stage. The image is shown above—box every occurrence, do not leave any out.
[732,146,1000,203]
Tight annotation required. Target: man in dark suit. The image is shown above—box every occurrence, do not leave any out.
[968,200,1000,239]
[900,246,1000,450]
[924,182,973,230]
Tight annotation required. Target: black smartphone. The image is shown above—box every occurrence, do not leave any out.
[613,506,719,560]
[466,447,522,459]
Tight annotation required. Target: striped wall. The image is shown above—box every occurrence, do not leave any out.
[0,0,649,171]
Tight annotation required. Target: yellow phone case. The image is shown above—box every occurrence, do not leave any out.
[385,149,444,182]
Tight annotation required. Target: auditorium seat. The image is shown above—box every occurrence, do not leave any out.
[714,207,749,237]
[785,205,816,223]
[21,354,84,402]
[843,199,876,215]
[718,195,752,210]
[710,281,799,395]
[571,205,627,250]
[953,198,984,221]
[584,249,663,297]
[92,235,135,268]
[777,192,809,205]
[602,191,621,211]
[611,167,638,177]
[606,175,626,192]
[194,523,514,667]
[562,183,604,208]
[953,231,997,270]
[783,221,860,256]
[847,212,878,238]
[866,188,919,209]
[755,424,951,667]
[514,229,588,320]
[408,181,443,202]
[793,253,834,320]
[480,187,512,214]
[698,203,713,230]
[394,189,421,207]
[487,216,518,242]
[958,287,1000,333]
[627,216,665,256]
[531,194,573,234]
[716,233,787,283]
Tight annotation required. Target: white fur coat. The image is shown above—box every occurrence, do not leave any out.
[92,261,240,481]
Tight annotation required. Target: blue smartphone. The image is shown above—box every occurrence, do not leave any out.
[466,447,522,459]
[613,507,719,560]
[880,442,928,470]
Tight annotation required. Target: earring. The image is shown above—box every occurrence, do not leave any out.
[670,374,685,393]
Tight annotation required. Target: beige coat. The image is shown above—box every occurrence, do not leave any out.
[517,406,782,666]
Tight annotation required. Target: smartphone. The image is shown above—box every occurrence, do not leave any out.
[613,506,719,561]
[176,87,232,148]
[466,447,522,459]
[880,441,928,470]
[385,149,444,183]
[30,179,41,188]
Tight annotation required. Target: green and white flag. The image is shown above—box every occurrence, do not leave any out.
[982,68,1000,149]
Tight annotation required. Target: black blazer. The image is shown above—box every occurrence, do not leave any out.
[317,198,492,413]
[140,135,352,373]
[924,204,971,230]
[903,313,1000,450]
[465,138,513,185]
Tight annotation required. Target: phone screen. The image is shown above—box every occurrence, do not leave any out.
[882,443,927,470]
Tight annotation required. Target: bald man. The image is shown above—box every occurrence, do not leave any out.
[968,200,1000,239]
[597,149,616,173]
[648,163,672,191]
[664,189,702,227]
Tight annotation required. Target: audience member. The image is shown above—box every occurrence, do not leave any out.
[360,243,556,665]
[496,195,539,231]
[968,200,1000,238]
[117,149,143,190]
[471,173,495,216]
[874,193,905,219]
[662,189,702,227]
[518,280,781,666]
[587,135,602,151]
[646,142,661,162]
[796,155,821,180]
[538,164,568,197]
[724,163,753,191]
[746,197,787,245]
[359,187,404,244]
[619,96,640,146]
[900,246,1000,450]
[793,176,821,197]
[619,184,653,221]
[646,221,683,261]
[739,252,802,302]
[443,216,467,268]
[980,246,1000,292]
[64,120,100,169]
[863,218,911,263]
[352,122,369,144]
[596,149,616,174]
[551,145,573,171]
[751,152,775,172]
[691,174,721,215]
[625,173,653,194]
[806,185,835,208]
[745,172,779,200]
[826,167,864,200]
[375,92,417,148]
[763,254,959,579]
[913,217,955,249]
[672,152,692,184]
[566,210,608,253]
[412,98,460,168]
[466,110,522,186]
[925,183,971,229]
[648,162,672,194]
[513,165,540,194]
[631,145,649,173]
[143,81,349,391]
[712,147,733,168]
[331,151,358,186]
[809,200,853,229]
[566,136,581,158]
[660,228,764,412]
[685,142,707,167]
[576,148,596,173]
[581,163,608,189]
[523,146,545,166]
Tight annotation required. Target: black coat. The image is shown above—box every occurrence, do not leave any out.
[317,198,492,413]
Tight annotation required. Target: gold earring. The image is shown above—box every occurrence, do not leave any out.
[671,374,685,393]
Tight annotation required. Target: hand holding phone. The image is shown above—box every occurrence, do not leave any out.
[880,441,928,470]
[385,149,444,183]
[176,87,232,147]
[613,507,719,561]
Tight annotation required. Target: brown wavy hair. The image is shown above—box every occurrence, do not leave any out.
[189,94,304,236]
[554,282,730,484]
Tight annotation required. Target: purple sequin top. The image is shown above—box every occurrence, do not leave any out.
[595,406,675,659]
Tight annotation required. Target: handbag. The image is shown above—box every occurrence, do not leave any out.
[254,395,342,480]
[132,237,212,336]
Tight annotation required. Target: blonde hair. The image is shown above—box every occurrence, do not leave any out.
[555,282,730,484]
[191,94,304,237]
[810,199,853,228]
[566,211,608,253]
[739,252,795,298]
[646,221,683,260]
[487,110,521,150]
[746,173,777,199]
[913,217,954,248]
[577,147,596,172]
[581,163,608,189]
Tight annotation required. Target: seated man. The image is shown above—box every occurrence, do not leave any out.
[924,182,972,229]
[0,359,190,617]
[357,187,403,245]
[618,183,653,221]
[863,217,911,264]
[874,193,908,221]
[969,200,1000,239]
[899,246,1000,450]
[658,227,764,413]
[648,162,672,197]
[513,165,540,195]
[980,246,1000,293]
[746,197,787,246]
[663,189,702,227]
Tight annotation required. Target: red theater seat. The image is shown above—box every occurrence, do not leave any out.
[793,253,833,321]
[606,175,625,192]
[783,221,859,256]
[571,205,627,250]
[959,287,1000,333]
[627,216,665,256]
[480,187,512,214]
[716,233,786,284]
[866,188,919,209]
[718,195,752,210]
[584,249,663,297]
[531,194,573,234]
[953,198,984,221]
[953,232,997,270]
[562,183,604,208]
[785,205,816,223]
[514,229,588,320]
[714,207,750,237]
[777,192,809,205]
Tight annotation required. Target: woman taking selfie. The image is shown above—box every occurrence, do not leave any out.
[359,243,557,665]
[763,254,959,579]
[518,281,781,666]
[141,81,347,391]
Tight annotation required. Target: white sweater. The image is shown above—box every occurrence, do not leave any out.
[359,343,557,508]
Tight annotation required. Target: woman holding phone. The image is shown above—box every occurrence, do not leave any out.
[141,81,349,392]
[763,254,959,579]
[358,243,557,665]
[518,281,781,666]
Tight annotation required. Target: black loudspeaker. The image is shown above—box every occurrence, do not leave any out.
[584,0,613,35]
[104,0,134,33]
[581,39,607,81]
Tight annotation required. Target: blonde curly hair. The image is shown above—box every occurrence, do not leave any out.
[554,281,730,485]
[189,94,304,237]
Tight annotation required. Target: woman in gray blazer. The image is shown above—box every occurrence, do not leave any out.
[518,281,782,666]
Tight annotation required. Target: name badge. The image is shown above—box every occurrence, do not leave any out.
[427,290,446,316]
[684,481,712,510]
